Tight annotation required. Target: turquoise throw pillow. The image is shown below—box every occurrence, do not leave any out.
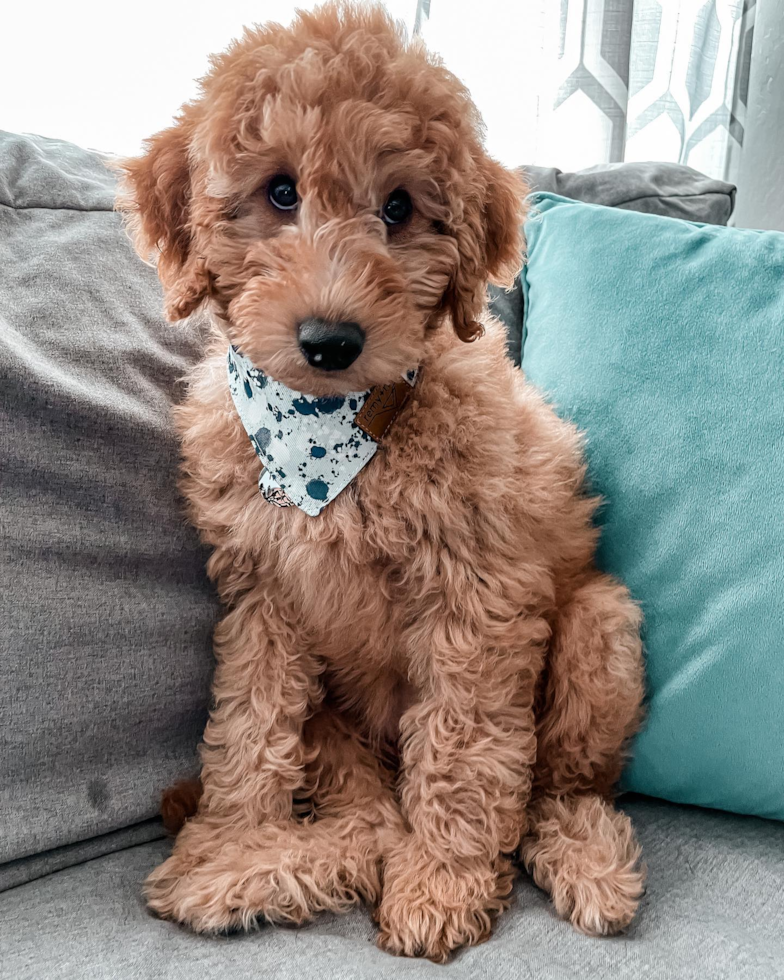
[521,193,784,821]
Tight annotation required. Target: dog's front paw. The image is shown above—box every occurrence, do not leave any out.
[146,818,377,933]
[144,847,245,933]
[376,844,514,962]
[144,817,267,933]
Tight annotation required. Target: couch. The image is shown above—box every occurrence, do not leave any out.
[1,131,782,980]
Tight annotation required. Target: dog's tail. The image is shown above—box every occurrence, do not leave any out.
[160,777,202,834]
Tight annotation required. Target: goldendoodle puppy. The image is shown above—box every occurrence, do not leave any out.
[118,2,645,961]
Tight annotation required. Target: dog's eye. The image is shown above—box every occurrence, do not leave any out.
[381,189,412,226]
[268,175,298,211]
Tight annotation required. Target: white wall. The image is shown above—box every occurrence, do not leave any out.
[733,0,784,230]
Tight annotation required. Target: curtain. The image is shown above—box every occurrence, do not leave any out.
[2,0,755,173]
[416,0,756,183]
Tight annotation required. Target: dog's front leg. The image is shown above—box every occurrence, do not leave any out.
[198,589,320,824]
[144,588,320,929]
[377,614,547,961]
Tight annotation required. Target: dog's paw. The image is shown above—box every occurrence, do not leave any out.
[144,849,247,933]
[376,845,513,962]
[377,892,494,962]
[521,795,645,937]
[145,818,376,933]
[553,862,645,937]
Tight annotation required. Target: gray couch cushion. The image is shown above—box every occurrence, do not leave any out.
[521,162,736,223]
[489,161,737,363]
[0,131,219,876]
[2,798,782,980]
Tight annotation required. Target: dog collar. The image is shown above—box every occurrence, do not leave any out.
[227,346,417,516]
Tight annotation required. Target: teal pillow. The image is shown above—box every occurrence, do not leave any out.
[521,193,784,821]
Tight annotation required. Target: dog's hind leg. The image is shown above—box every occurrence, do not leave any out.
[145,706,403,933]
[522,572,646,936]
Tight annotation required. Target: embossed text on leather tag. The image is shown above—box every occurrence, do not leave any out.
[354,378,414,442]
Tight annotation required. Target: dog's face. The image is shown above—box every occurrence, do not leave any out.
[119,3,525,395]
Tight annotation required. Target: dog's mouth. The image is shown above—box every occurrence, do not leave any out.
[246,342,412,400]
[238,331,422,400]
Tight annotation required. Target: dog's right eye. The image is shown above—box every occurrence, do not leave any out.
[268,175,298,211]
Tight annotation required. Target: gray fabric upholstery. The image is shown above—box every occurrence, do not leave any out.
[489,161,737,363]
[3,798,783,980]
[520,162,736,223]
[0,131,219,873]
[0,820,164,893]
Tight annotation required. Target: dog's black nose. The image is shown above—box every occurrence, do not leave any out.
[298,318,365,371]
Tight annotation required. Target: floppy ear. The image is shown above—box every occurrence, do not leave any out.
[446,158,528,343]
[116,113,210,321]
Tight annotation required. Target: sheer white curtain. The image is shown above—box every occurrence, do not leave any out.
[2,0,754,181]
[418,0,755,181]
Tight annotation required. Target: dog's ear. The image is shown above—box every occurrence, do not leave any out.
[445,159,528,343]
[116,113,210,322]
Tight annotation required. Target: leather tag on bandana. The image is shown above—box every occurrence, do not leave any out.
[354,379,414,442]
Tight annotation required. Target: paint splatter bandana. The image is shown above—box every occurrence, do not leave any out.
[227,346,417,516]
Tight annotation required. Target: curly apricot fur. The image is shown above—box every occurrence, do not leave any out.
[118,3,645,961]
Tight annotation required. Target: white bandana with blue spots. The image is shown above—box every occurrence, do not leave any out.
[228,346,415,516]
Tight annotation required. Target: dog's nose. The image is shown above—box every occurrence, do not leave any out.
[298,318,365,371]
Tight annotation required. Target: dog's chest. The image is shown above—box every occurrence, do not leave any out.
[271,529,419,740]
[264,457,466,738]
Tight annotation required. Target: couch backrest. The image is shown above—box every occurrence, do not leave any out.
[0,132,219,871]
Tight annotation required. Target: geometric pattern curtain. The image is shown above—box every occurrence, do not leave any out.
[627,0,754,181]
[416,0,755,183]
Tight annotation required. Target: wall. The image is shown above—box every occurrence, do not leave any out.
[733,0,784,230]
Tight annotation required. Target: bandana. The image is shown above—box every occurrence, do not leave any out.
[227,345,417,516]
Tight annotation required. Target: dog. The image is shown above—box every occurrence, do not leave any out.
[118,2,645,961]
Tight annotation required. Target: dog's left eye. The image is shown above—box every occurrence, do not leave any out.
[381,189,413,226]
[268,174,298,211]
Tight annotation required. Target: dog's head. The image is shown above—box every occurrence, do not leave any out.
[118,2,526,395]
